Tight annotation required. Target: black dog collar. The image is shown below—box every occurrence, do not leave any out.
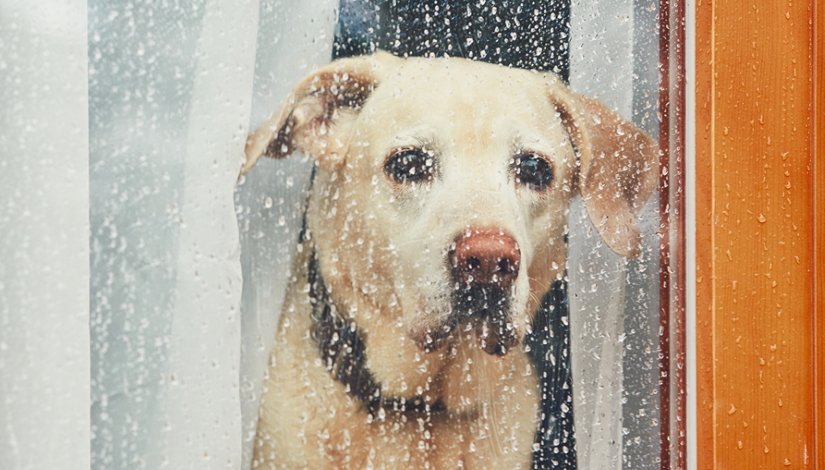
[305,244,445,418]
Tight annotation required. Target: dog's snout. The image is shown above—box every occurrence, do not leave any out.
[449,227,520,288]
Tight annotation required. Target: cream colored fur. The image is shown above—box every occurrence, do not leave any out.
[244,51,658,469]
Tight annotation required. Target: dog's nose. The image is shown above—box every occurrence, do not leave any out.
[449,227,521,288]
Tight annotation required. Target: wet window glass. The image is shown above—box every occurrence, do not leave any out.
[82,1,684,468]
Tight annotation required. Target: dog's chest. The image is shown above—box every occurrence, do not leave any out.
[318,411,535,469]
[256,298,537,469]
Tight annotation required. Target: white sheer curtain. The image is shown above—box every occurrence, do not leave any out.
[157,1,259,468]
[87,0,262,467]
[0,1,90,469]
[569,0,661,468]
[568,0,635,464]
[237,2,338,468]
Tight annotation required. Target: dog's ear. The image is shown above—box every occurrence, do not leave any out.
[547,77,659,258]
[242,51,398,174]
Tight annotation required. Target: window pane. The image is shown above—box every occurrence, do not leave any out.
[88,1,686,468]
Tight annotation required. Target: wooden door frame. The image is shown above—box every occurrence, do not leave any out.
[695,0,821,468]
[814,0,824,466]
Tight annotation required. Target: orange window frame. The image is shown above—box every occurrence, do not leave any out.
[818,1,825,467]
[695,0,823,468]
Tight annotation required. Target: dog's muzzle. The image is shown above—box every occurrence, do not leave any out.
[447,227,521,356]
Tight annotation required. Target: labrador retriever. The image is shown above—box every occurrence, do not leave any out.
[243,51,657,469]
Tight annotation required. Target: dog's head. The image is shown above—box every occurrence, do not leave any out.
[245,51,657,401]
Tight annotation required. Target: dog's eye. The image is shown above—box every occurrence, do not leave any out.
[511,153,553,191]
[384,148,436,184]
